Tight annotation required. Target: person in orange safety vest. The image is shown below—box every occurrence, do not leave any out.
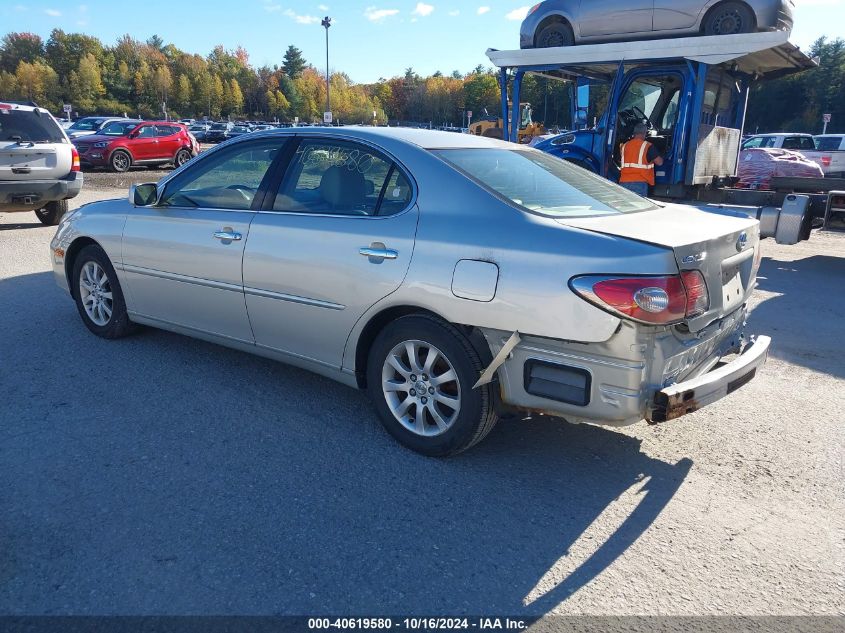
[618,122,664,197]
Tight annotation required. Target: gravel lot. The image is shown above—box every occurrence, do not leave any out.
[0,181,843,617]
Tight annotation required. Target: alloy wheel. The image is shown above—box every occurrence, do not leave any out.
[381,340,461,437]
[79,261,113,326]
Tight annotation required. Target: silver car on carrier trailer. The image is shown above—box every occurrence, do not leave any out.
[50,128,769,456]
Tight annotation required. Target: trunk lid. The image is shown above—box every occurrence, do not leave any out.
[559,204,760,331]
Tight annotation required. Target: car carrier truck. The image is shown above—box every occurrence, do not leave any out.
[487,31,845,243]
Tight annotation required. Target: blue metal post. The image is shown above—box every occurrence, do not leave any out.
[499,68,509,143]
[510,70,524,143]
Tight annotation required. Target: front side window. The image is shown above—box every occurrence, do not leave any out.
[273,139,404,217]
[99,121,137,136]
[160,138,283,210]
[435,148,656,218]
[136,126,156,139]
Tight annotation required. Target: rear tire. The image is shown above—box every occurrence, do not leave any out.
[174,148,192,168]
[109,150,131,173]
[71,244,134,339]
[35,199,68,226]
[366,315,499,457]
[536,21,575,48]
[703,2,755,36]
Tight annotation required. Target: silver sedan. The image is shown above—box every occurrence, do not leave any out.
[520,0,794,48]
[51,128,769,455]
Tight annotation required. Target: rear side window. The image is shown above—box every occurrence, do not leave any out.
[273,139,407,217]
[435,148,656,218]
[783,136,815,150]
[156,125,180,136]
[0,109,64,143]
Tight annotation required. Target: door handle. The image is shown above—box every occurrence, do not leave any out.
[360,246,398,260]
[213,230,242,241]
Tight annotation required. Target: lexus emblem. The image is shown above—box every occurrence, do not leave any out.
[737,232,748,251]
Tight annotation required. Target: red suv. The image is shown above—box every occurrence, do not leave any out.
[73,120,199,172]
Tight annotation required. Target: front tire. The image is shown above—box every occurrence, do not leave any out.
[72,245,134,339]
[703,2,755,36]
[536,22,574,48]
[35,199,68,226]
[109,150,131,173]
[367,315,498,456]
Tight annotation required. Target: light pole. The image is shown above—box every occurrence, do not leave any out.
[322,16,331,124]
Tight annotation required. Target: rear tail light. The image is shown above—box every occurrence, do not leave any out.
[821,156,832,167]
[71,146,81,172]
[680,270,709,318]
[571,273,710,325]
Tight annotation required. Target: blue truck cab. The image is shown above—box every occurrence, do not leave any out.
[487,32,816,198]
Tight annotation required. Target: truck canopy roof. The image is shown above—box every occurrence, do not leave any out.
[487,31,817,82]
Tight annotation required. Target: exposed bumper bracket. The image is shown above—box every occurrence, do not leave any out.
[474,331,521,389]
[649,335,771,423]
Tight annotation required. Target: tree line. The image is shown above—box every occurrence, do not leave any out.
[0,29,841,133]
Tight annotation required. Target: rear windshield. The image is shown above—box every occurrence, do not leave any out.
[815,137,844,151]
[99,121,138,136]
[434,148,656,217]
[0,109,65,143]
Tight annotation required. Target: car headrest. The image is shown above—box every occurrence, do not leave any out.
[320,166,366,208]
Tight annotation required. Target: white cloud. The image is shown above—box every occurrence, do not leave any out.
[79,4,88,12]
[262,2,282,12]
[284,9,320,24]
[44,8,61,16]
[505,6,530,21]
[448,9,459,16]
[364,6,400,22]
[413,2,434,16]
[318,4,329,10]
[794,0,842,5]
[477,6,490,15]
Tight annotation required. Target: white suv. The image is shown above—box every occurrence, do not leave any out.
[1,102,83,225]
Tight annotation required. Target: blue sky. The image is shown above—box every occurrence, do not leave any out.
[2,1,842,83]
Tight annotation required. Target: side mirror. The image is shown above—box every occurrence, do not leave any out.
[129,131,138,139]
[130,183,159,207]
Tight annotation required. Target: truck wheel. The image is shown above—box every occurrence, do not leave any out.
[109,150,131,173]
[34,200,68,226]
[703,2,755,35]
[367,315,499,457]
[174,148,192,168]
[71,244,134,339]
[536,22,574,48]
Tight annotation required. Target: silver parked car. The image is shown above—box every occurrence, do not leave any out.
[50,128,769,455]
[520,0,794,48]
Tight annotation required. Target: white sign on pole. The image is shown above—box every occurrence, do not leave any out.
[323,111,333,124]
[823,113,832,123]
[63,103,72,114]
[467,110,472,118]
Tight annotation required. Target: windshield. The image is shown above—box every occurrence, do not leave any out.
[742,136,780,150]
[0,109,65,143]
[815,137,843,151]
[210,123,227,130]
[98,121,138,136]
[68,117,105,131]
[434,148,656,218]
[232,126,248,132]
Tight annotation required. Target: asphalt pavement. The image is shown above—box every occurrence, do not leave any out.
[0,180,843,616]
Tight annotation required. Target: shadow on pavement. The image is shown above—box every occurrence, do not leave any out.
[0,221,43,231]
[752,253,845,380]
[0,271,691,616]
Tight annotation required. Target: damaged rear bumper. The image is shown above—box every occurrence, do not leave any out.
[649,335,771,423]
